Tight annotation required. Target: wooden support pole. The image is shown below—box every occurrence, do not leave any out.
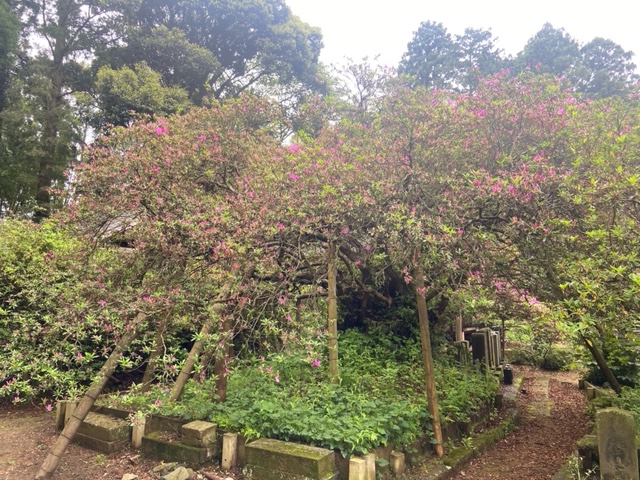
[413,248,444,457]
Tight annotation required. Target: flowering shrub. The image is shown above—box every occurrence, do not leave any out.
[0,219,97,401]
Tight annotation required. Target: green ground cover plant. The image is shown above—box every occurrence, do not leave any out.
[597,386,640,429]
[105,330,498,456]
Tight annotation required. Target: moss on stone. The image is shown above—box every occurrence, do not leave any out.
[244,439,336,479]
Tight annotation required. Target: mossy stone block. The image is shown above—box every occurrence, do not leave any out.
[76,412,131,443]
[244,464,339,480]
[244,439,336,479]
[145,414,187,435]
[141,431,215,464]
[181,420,217,447]
[74,432,128,454]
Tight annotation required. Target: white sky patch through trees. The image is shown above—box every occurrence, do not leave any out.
[286,0,640,69]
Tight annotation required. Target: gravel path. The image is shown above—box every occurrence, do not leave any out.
[449,368,592,480]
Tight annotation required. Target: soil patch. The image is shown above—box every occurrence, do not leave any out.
[0,402,240,480]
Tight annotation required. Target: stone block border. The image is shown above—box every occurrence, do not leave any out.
[55,391,510,479]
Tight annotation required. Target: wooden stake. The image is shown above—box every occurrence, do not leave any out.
[327,241,339,383]
[413,248,444,457]
[170,283,232,401]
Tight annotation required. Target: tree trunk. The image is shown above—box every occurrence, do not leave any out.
[582,335,622,395]
[214,316,232,402]
[35,21,67,221]
[169,315,214,402]
[327,241,339,383]
[141,311,170,392]
[198,350,213,380]
[413,249,444,457]
[35,312,146,480]
[169,284,232,401]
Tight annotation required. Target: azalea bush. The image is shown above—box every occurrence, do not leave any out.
[0,219,84,401]
[0,219,145,401]
[0,218,186,402]
[3,70,640,424]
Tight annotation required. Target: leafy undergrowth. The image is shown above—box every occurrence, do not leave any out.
[105,330,498,456]
[594,385,640,429]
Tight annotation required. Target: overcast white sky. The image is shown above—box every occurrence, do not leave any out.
[286,0,640,69]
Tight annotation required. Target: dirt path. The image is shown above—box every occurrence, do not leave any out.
[449,368,592,480]
[0,403,161,480]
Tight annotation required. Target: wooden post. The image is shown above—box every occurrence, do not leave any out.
[169,316,213,401]
[55,402,66,430]
[413,248,444,457]
[131,415,146,448]
[170,283,233,402]
[214,317,232,402]
[501,317,506,364]
[582,335,621,395]
[390,451,406,477]
[141,310,170,392]
[221,432,238,470]
[327,241,339,383]
[349,457,367,480]
[63,401,77,427]
[455,312,463,342]
[363,452,376,480]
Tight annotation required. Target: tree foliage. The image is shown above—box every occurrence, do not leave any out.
[400,20,638,99]
[95,25,221,104]
[0,0,19,112]
[0,0,324,217]
[399,21,459,89]
[89,62,191,129]
[399,22,504,91]
[573,38,638,98]
[127,0,324,99]
[514,23,580,76]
